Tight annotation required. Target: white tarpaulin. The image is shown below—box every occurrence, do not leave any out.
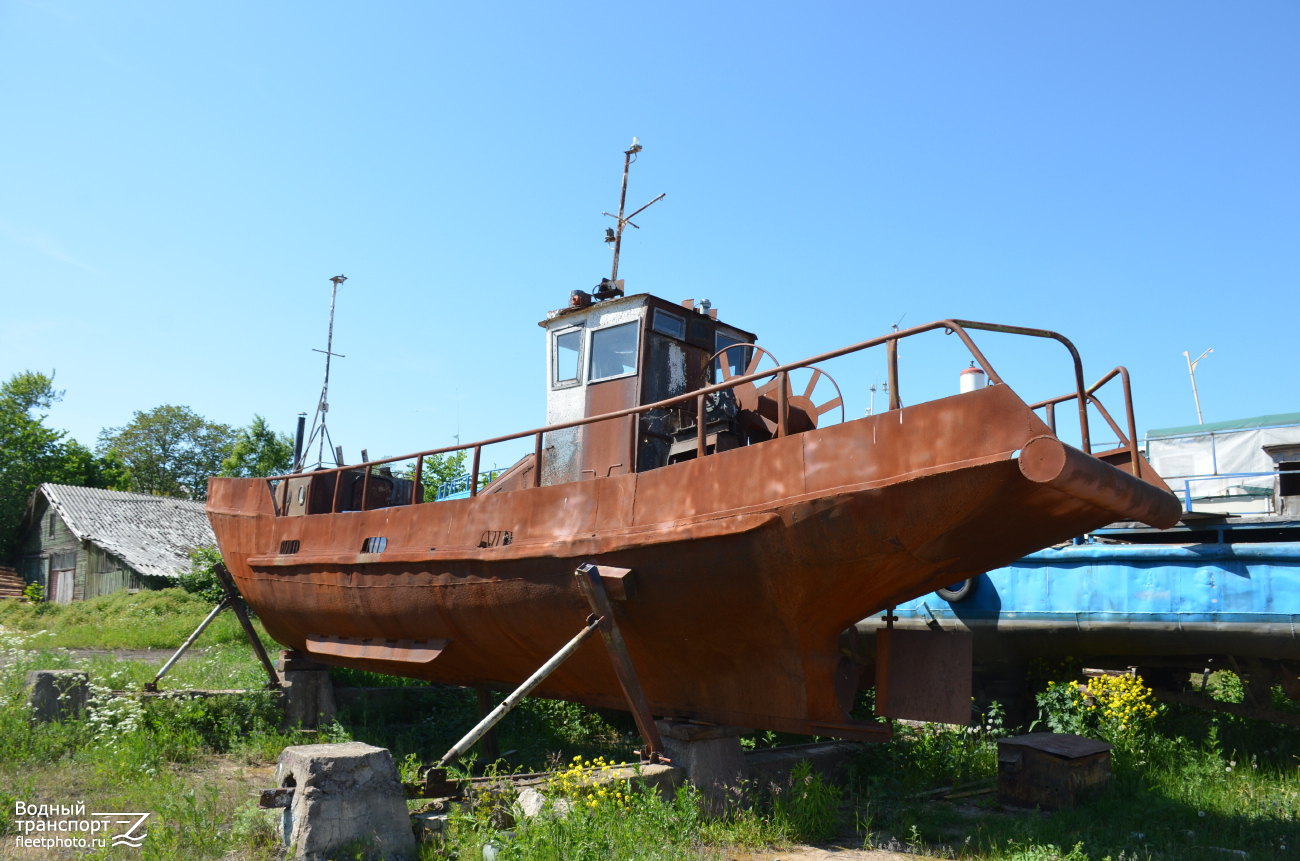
[1148,422,1300,501]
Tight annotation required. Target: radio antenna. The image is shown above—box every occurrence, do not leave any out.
[596,137,665,300]
[298,275,348,470]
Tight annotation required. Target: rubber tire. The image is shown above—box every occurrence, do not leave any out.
[937,578,978,603]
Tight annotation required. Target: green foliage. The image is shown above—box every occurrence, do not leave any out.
[1,369,64,413]
[1034,676,1162,743]
[772,759,842,842]
[1036,680,1093,735]
[97,404,236,500]
[449,778,786,861]
[408,450,468,501]
[219,414,294,478]
[0,370,129,560]
[21,581,43,603]
[178,546,227,604]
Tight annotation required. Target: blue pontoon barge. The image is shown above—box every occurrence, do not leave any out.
[856,412,1300,725]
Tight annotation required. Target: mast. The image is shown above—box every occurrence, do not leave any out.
[297,275,348,471]
[597,138,664,300]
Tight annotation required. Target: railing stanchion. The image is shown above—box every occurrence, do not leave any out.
[471,445,482,497]
[411,456,423,505]
[777,372,788,437]
[1045,402,1056,435]
[331,468,344,513]
[887,338,900,410]
[697,393,707,457]
[533,433,543,488]
[264,318,1116,490]
[1119,367,1141,479]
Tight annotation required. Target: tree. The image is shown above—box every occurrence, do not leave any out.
[220,415,294,478]
[97,405,235,500]
[178,546,226,604]
[2,370,64,413]
[0,371,129,561]
[407,451,468,502]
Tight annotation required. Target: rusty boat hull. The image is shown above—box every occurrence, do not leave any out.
[207,384,1179,739]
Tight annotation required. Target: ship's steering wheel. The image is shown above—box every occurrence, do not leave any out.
[709,345,846,441]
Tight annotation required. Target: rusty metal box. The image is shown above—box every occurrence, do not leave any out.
[997,733,1112,810]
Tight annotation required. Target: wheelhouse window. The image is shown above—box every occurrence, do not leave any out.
[554,328,582,385]
[651,309,686,340]
[589,321,639,382]
[714,332,753,378]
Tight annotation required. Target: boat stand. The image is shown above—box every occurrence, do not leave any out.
[144,563,281,692]
[432,562,666,786]
[574,562,666,763]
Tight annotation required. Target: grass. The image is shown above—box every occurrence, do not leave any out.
[0,588,275,650]
[1,590,1298,860]
[831,683,1300,860]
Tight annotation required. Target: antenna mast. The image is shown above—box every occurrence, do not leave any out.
[596,137,665,300]
[297,275,348,471]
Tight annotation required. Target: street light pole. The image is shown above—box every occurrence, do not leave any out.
[1183,347,1212,425]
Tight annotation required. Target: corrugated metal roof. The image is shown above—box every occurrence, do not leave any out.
[36,484,216,579]
[1147,411,1300,439]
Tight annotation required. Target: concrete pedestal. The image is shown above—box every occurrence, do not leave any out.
[279,651,336,729]
[655,720,747,814]
[274,742,416,860]
[25,670,89,722]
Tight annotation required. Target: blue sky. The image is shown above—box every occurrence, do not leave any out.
[2,2,1296,470]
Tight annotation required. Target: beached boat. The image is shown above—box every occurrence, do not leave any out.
[206,289,1180,741]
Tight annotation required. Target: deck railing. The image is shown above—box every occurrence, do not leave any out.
[266,318,1131,516]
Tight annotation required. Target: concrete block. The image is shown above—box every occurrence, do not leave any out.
[281,670,337,729]
[656,720,747,814]
[745,740,864,790]
[25,670,89,722]
[274,742,416,860]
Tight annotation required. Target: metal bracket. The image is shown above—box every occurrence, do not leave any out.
[574,562,666,763]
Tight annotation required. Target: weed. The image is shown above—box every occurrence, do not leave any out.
[771,760,841,842]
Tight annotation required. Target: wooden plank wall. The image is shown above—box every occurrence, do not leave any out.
[16,494,143,601]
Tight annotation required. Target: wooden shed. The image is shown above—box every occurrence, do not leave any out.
[15,483,216,603]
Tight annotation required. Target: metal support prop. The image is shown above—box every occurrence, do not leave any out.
[575,563,665,761]
[213,563,281,688]
[145,596,232,691]
[440,615,603,767]
[411,456,423,505]
[360,464,371,511]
